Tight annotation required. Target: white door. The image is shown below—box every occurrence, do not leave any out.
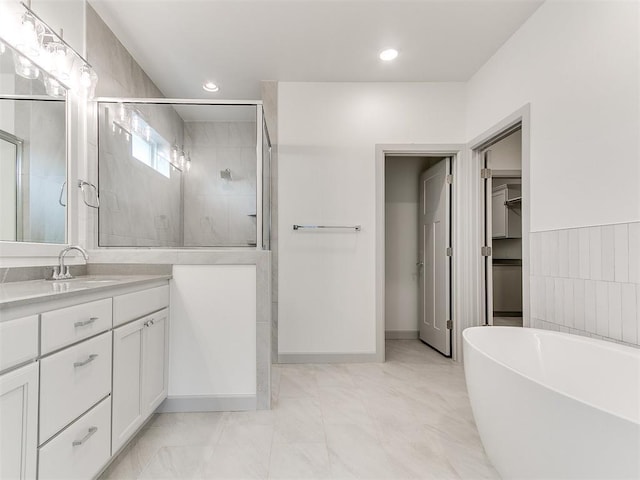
[112,318,145,454]
[142,308,169,414]
[0,362,38,480]
[418,158,451,356]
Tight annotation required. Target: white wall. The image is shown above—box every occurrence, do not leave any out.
[467,0,640,231]
[278,82,465,355]
[169,265,256,396]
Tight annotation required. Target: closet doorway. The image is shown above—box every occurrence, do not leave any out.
[480,126,524,327]
[384,154,452,356]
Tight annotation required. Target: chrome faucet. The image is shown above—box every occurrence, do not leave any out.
[53,245,89,280]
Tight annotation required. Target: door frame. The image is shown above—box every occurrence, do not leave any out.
[375,144,464,362]
[468,105,531,330]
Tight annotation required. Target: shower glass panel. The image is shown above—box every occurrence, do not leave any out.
[98,101,261,248]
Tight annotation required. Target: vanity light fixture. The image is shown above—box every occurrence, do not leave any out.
[0,1,98,96]
[203,81,219,92]
[12,49,39,79]
[379,48,398,61]
[44,76,65,97]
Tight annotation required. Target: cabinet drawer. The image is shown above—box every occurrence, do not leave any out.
[0,315,38,372]
[113,285,169,327]
[39,332,112,443]
[41,299,112,354]
[38,396,111,480]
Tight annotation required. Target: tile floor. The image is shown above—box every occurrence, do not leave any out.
[100,340,499,479]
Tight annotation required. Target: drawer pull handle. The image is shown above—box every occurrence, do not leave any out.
[73,354,98,368]
[74,317,99,328]
[72,426,98,447]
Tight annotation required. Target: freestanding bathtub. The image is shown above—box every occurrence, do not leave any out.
[463,326,640,479]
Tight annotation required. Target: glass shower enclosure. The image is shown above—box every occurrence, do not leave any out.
[97,99,271,249]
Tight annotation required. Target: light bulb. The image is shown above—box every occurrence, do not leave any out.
[12,51,39,79]
[203,81,219,92]
[18,13,39,57]
[379,48,398,61]
[46,41,68,82]
[79,65,92,88]
[44,76,65,97]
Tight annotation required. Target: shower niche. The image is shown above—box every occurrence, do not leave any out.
[97,100,270,249]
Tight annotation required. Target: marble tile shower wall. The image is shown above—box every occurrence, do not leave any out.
[15,96,66,244]
[86,5,165,99]
[530,222,640,347]
[183,122,257,247]
[98,103,184,247]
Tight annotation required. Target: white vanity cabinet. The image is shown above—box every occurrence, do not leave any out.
[0,275,170,480]
[112,307,169,454]
[0,362,39,480]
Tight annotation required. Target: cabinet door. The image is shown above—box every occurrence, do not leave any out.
[142,308,169,416]
[491,189,507,238]
[0,362,38,480]
[111,318,145,454]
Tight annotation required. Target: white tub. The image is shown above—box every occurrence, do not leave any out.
[463,326,640,479]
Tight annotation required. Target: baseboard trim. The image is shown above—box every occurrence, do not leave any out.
[385,330,419,340]
[158,394,257,412]
[277,353,380,364]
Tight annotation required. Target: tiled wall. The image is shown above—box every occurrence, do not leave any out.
[530,222,640,347]
[86,5,165,99]
[97,104,183,247]
[16,97,66,244]
[183,121,257,247]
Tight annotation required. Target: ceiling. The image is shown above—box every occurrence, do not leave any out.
[89,0,544,100]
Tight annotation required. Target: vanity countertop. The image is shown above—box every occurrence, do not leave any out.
[0,275,171,309]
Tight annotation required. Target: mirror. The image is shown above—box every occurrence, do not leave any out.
[0,43,67,244]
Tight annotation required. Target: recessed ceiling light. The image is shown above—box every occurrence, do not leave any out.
[203,81,219,92]
[379,48,398,61]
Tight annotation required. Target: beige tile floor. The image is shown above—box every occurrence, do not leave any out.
[100,340,499,480]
